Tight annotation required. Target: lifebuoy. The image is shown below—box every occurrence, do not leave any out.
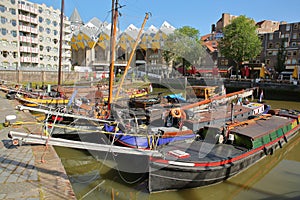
[170,108,181,118]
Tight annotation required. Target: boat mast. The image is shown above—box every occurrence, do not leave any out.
[108,0,118,111]
[115,13,150,99]
[58,0,64,86]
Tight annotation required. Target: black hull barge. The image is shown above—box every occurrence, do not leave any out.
[149,111,300,192]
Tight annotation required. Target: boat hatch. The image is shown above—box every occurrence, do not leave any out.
[168,150,190,159]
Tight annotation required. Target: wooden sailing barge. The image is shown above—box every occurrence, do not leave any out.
[148,110,300,192]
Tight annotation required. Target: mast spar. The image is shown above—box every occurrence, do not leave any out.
[58,0,64,86]
[107,0,118,112]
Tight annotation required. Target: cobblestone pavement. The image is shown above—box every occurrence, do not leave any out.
[0,92,76,200]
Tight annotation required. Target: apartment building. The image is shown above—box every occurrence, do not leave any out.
[69,7,176,72]
[261,22,300,72]
[0,0,71,71]
[202,13,300,78]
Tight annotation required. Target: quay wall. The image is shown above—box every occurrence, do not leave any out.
[0,70,88,84]
[149,77,300,102]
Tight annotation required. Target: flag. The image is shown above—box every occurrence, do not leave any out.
[259,90,263,102]
[149,83,153,93]
[292,66,298,79]
[259,67,265,78]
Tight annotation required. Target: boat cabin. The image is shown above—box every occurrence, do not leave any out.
[230,116,295,149]
[186,86,222,100]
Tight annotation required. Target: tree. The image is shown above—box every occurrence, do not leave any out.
[219,15,262,76]
[177,26,200,42]
[275,39,287,77]
[162,26,206,75]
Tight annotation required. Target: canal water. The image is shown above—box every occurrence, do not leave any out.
[54,100,300,200]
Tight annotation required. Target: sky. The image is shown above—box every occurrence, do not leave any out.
[30,0,300,35]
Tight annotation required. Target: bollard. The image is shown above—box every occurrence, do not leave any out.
[4,115,17,127]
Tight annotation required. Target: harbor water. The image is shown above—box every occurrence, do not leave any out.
[54,99,300,200]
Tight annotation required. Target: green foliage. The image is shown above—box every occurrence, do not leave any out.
[143,74,149,82]
[162,26,205,71]
[176,26,200,41]
[219,15,262,71]
[275,39,287,74]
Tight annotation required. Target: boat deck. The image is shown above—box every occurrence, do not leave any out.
[158,139,247,163]
[157,115,294,163]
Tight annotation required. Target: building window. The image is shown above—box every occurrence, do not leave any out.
[1,40,8,47]
[291,42,296,47]
[39,36,43,42]
[0,5,6,13]
[1,28,7,35]
[286,24,290,31]
[11,0,16,4]
[53,38,58,44]
[39,17,43,23]
[9,8,16,15]
[46,37,51,42]
[292,59,297,64]
[46,18,51,25]
[39,26,44,32]
[53,30,58,36]
[2,51,8,58]
[2,62,9,68]
[292,33,297,40]
[294,24,298,30]
[46,28,51,34]
[11,20,16,26]
[285,33,289,38]
[267,51,272,56]
[11,30,17,37]
[1,16,7,24]
[40,64,44,68]
[286,59,291,64]
[45,9,50,15]
[287,51,292,56]
[13,52,17,58]
[268,43,273,48]
[40,55,43,60]
[38,7,43,13]
[12,62,17,68]
[11,41,17,47]
[53,21,58,27]
[269,33,273,40]
[266,59,270,64]
[39,45,44,51]
[46,46,51,52]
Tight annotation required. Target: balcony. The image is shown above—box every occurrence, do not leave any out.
[19,36,38,44]
[62,44,71,50]
[19,46,38,54]
[62,52,71,58]
[20,56,39,63]
[18,15,38,24]
[18,4,38,15]
[19,25,38,35]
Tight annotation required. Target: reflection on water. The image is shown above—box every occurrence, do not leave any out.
[54,100,300,200]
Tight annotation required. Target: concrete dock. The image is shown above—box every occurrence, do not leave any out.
[0,92,76,200]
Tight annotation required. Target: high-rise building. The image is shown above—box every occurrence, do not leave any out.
[0,0,71,71]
